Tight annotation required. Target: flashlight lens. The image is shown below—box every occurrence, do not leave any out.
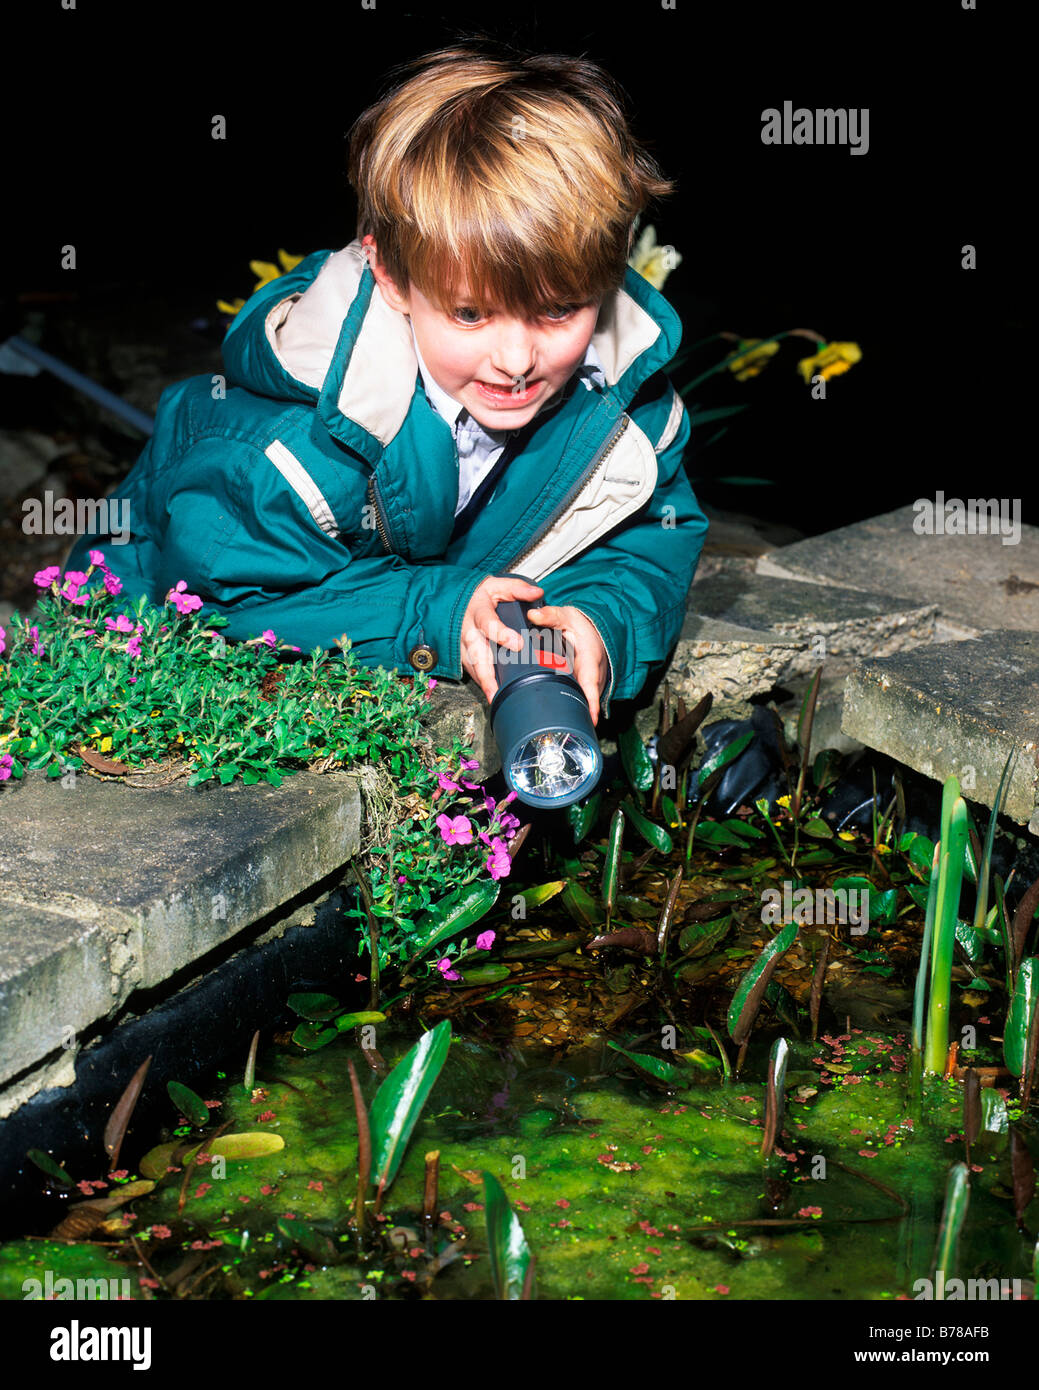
[510,732,599,802]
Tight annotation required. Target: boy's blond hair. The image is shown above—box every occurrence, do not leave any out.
[347,39,674,315]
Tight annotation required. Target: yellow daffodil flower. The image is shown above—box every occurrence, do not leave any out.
[628,225,682,291]
[725,339,781,382]
[797,341,862,384]
[218,249,305,317]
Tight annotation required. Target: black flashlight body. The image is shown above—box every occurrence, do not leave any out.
[488,574,603,809]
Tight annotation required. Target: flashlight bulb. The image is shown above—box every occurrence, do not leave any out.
[536,738,567,778]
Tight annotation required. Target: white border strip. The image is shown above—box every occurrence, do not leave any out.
[654,387,685,455]
[264,439,340,537]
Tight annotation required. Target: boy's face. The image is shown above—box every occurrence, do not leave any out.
[365,238,601,432]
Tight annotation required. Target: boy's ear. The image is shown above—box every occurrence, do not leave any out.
[362,234,410,315]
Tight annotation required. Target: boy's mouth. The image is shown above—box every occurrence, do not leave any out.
[474,377,543,406]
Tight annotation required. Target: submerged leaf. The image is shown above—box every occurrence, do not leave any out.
[26,1149,73,1188]
[1004,958,1038,1077]
[370,1021,452,1201]
[606,1040,685,1085]
[483,1170,534,1300]
[104,1055,152,1172]
[208,1132,285,1160]
[618,725,654,794]
[167,1081,210,1127]
[727,923,799,1045]
[287,992,343,1020]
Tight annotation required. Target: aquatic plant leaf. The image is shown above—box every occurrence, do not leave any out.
[656,692,713,773]
[104,1055,152,1172]
[1011,877,1039,974]
[587,928,657,954]
[244,1029,260,1093]
[287,992,343,1020]
[677,914,732,959]
[26,1150,73,1187]
[979,1088,1007,1134]
[727,923,798,1045]
[908,834,936,875]
[602,808,624,920]
[723,817,766,841]
[459,964,511,985]
[277,1216,336,1263]
[483,1170,534,1300]
[568,791,602,845]
[619,725,654,793]
[615,894,659,919]
[167,1081,210,1127]
[411,882,500,960]
[694,821,747,847]
[370,1021,452,1199]
[760,1036,790,1158]
[606,1040,685,1084]
[502,932,585,960]
[925,795,969,1075]
[333,1011,387,1031]
[973,748,1016,940]
[656,867,684,959]
[802,818,833,839]
[512,880,567,909]
[932,1162,970,1284]
[1004,957,1038,1077]
[963,1068,981,1149]
[560,880,605,929]
[812,748,843,791]
[697,729,754,789]
[619,798,672,854]
[292,1022,338,1050]
[793,848,836,866]
[954,918,986,965]
[139,1142,187,1180]
[209,1132,285,1160]
[1010,1127,1035,1231]
[809,932,831,1042]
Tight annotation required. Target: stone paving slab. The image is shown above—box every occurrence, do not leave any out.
[841,629,1039,829]
[0,769,362,1089]
[756,503,1039,638]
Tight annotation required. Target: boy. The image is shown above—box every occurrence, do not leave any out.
[68,40,708,729]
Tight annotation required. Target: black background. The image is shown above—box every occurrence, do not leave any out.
[5,2,1027,530]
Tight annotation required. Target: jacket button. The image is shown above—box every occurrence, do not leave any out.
[408,644,437,672]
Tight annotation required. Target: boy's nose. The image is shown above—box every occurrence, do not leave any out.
[489,322,537,381]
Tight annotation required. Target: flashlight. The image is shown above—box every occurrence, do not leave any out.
[488,574,603,810]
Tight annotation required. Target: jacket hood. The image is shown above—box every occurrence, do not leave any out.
[222,239,683,467]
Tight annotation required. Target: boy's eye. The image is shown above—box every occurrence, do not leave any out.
[542,303,581,320]
[451,306,485,325]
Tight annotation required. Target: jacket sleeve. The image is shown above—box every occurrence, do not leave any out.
[534,378,708,719]
[145,435,492,676]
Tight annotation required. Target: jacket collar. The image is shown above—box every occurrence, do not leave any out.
[225,238,682,466]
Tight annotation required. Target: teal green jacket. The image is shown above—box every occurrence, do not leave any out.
[68,241,708,719]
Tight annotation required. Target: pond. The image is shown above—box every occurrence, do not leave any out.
[2,695,1037,1308]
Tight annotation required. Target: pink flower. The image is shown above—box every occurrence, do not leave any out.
[105,615,136,633]
[103,571,122,596]
[149,1224,172,1239]
[435,958,461,981]
[29,626,43,655]
[63,570,88,588]
[437,772,461,793]
[167,580,204,615]
[476,930,495,951]
[428,679,438,689]
[33,566,60,587]
[126,633,143,658]
[397,875,407,883]
[460,758,480,770]
[0,754,13,781]
[89,550,105,566]
[437,813,474,845]
[0,626,4,657]
[486,848,511,880]
[260,630,276,646]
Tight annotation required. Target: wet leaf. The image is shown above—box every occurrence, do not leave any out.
[677,914,732,959]
[287,992,343,1020]
[26,1149,73,1187]
[370,1021,452,1201]
[802,818,833,839]
[727,923,799,1045]
[406,882,500,970]
[963,1068,981,1149]
[694,821,748,848]
[568,792,602,845]
[587,927,657,955]
[760,1036,790,1158]
[502,933,584,960]
[103,1055,152,1172]
[607,1040,685,1084]
[333,1011,387,1031]
[619,799,672,854]
[602,809,624,921]
[140,1141,187,1180]
[277,1216,336,1263]
[619,725,654,794]
[980,1088,1008,1134]
[615,894,659,919]
[1004,958,1038,1077]
[656,692,713,773]
[483,1170,534,1300]
[209,1132,285,1160]
[459,964,511,985]
[723,818,767,841]
[933,1162,970,1282]
[292,1021,338,1050]
[560,880,605,929]
[1011,877,1039,974]
[697,729,755,789]
[512,880,568,909]
[167,1081,210,1127]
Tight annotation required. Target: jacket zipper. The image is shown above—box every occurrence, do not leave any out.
[367,474,394,553]
[504,415,629,573]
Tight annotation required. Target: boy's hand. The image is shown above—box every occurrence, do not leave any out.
[460,574,545,706]
[527,604,609,726]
